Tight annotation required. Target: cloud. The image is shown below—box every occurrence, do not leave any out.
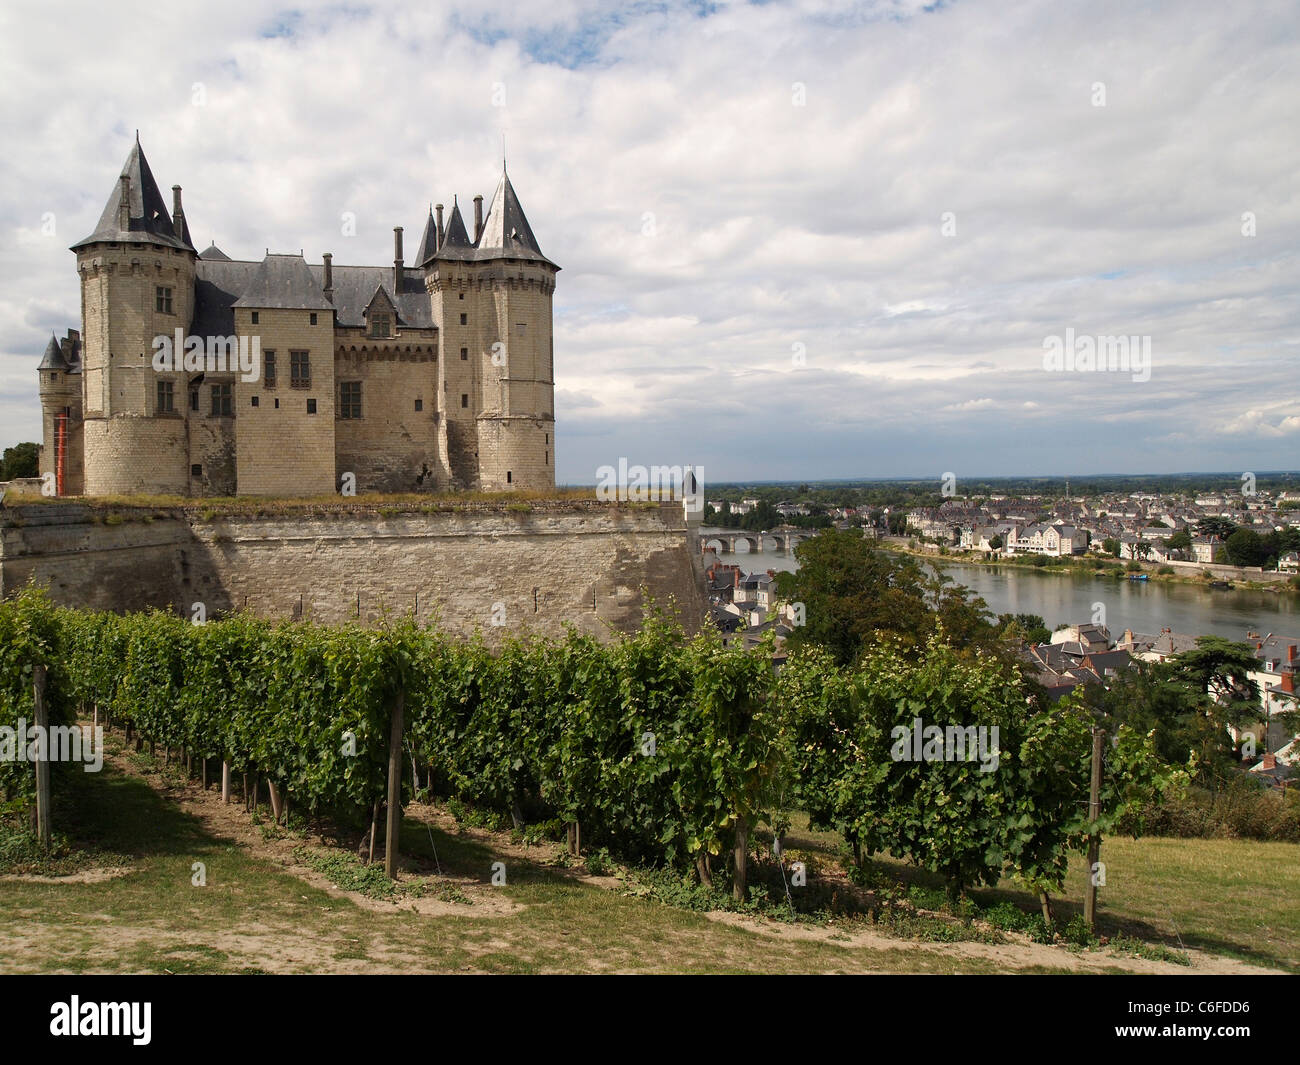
[2,0,1297,480]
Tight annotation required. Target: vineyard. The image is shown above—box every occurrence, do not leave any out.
[0,587,1184,915]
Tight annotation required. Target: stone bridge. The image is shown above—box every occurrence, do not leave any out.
[699,525,814,555]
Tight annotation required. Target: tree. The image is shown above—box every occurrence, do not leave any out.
[1197,517,1236,540]
[997,613,1051,645]
[740,500,778,532]
[1167,529,1192,552]
[1224,528,1266,567]
[1093,638,1264,783]
[773,528,997,666]
[0,442,39,480]
[989,534,1004,550]
[1102,537,1120,558]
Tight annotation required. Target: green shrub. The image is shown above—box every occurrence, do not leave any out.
[982,901,1036,932]
[1119,778,1300,842]
[1062,914,1096,946]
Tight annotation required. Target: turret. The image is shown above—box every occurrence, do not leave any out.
[69,136,197,495]
[37,331,85,494]
[464,166,559,491]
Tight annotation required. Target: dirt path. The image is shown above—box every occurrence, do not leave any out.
[0,740,1283,974]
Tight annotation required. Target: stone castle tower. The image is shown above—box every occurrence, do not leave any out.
[39,137,558,497]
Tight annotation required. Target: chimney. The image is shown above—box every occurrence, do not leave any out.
[171,185,185,241]
[435,204,444,250]
[1289,645,1297,663]
[1262,752,1277,769]
[473,195,483,243]
[322,253,333,303]
[393,227,404,290]
[1282,671,1295,695]
[118,175,131,231]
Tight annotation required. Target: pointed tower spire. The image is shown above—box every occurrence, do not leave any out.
[71,139,194,252]
[474,169,554,266]
[432,199,473,258]
[417,204,440,266]
[38,333,68,371]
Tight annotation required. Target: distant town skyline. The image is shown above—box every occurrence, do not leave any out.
[3,0,1297,485]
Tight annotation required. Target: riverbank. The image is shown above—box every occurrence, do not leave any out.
[875,538,1300,597]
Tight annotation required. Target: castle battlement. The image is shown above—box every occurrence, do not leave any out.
[38,137,559,498]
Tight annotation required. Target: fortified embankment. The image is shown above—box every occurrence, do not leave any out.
[0,499,708,639]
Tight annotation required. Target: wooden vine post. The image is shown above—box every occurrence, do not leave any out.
[1084,726,1106,930]
[732,817,749,902]
[384,688,405,879]
[33,664,52,851]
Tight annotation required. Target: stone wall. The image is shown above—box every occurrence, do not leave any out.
[0,501,707,641]
[333,341,442,492]
[234,307,336,497]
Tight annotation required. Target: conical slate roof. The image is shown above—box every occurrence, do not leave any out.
[476,169,552,265]
[38,334,67,371]
[430,173,557,269]
[416,208,439,267]
[71,138,194,252]
[232,254,333,310]
[438,200,472,252]
[199,242,231,261]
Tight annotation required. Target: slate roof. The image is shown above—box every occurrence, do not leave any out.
[312,265,434,328]
[193,256,436,334]
[38,335,66,371]
[192,259,261,336]
[1080,650,1135,675]
[431,172,558,269]
[476,170,552,264]
[199,243,232,261]
[71,139,194,253]
[1121,631,1201,657]
[437,201,473,253]
[416,208,439,267]
[233,254,333,311]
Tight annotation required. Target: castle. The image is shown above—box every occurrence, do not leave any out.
[38,137,558,497]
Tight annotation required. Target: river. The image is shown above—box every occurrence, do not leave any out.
[707,547,1299,641]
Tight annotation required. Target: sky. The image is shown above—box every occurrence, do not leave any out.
[1,0,1297,485]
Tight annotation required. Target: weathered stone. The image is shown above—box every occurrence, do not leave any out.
[0,501,707,641]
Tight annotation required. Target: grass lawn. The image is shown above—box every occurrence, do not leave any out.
[778,812,1298,973]
[0,739,1292,974]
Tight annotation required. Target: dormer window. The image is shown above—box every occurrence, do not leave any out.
[370,313,391,339]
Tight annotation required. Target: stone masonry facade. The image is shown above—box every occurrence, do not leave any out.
[38,137,558,498]
[0,502,707,642]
